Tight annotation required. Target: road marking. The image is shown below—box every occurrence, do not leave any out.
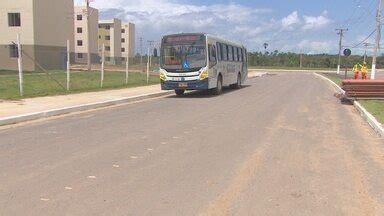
[172,136,180,139]
[183,131,190,134]
[147,148,154,151]
[130,156,138,159]
[65,187,73,190]
[161,142,167,145]
[87,176,96,179]
[113,164,120,168]
[40,198,50,201]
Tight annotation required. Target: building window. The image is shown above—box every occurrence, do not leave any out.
[77,40,83,46]
[105,46,110,51]
[105,36,110,40]
[8,13,21,27]
[77,15,82,21]
[77,53,83,58]
[105,25,110,30]
[77,27,83,33]
[121,57,126,61]
[121,29,125,33]
[9,44,19,58]
[121,48,125,52]
[105,56,111,61]
[121,38,125,43]
[99,35,101,39]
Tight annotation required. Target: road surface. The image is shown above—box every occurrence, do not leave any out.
[0,73,383,215]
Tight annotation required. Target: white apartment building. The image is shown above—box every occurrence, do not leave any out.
[0,0,74,71]
[74,6,99,64]
[98,18,122,65]
[121,22,135,61]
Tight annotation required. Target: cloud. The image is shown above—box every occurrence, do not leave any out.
[75,0,336,54]
[282,11,300,30]
[302,11,331,30]
[298,39,332,54]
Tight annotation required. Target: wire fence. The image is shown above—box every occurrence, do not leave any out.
[0,35,160,100]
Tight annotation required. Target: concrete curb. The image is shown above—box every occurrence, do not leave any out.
[313,72,345,94]
[0,91,172,126]
[250,69,337,73]
[314,72,383,137]
[354,101,384,137]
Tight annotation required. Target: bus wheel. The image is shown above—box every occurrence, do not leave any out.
[212,75,223,95]
[175,89,185,96]
[230,73,242,89]
[234,73,242,89]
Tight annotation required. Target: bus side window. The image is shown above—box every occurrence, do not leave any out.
[217,42,222,61]
[239,48,244,62]
[209,44,217,67]
[234,47,238,62]
[228,45,233,61]
[222,44,228,61]
[244,49,248,62]
[237,47,241,62]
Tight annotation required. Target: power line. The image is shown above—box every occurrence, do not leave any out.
[351,29,376,48]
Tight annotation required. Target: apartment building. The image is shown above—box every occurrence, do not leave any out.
[0,0,74,71]
[98,18,122,65]
[121,22,136,61]
[74,6,99,64]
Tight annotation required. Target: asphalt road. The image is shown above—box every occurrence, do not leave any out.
[0,73,383,215]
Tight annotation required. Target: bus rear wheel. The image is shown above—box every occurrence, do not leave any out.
[175,89,185,96]
[232,73,242,89]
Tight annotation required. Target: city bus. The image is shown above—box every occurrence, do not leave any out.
[159,33,248,95]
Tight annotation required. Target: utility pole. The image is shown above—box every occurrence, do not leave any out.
[336,28,348,74]
[363,42,370,62]
[371,0,382,80]
[85,0,91,71]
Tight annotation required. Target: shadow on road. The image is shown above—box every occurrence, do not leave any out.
[166,85,251,99]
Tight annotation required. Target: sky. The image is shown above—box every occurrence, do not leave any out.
[75,0,381,55]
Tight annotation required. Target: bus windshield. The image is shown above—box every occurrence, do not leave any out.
[161,35,207,72]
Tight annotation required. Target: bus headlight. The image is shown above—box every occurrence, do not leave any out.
[199,69,209,80]
[160,69,167,81]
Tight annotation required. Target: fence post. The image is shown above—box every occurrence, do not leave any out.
[66,40,70,91]
[101,44,105,88]
[146,47,150,84]
[17,34,23,97]
[125,52,129,84]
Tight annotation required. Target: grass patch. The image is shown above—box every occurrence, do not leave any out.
[321,73,344,86]
[359,100,384,124]
[0,70,159,100]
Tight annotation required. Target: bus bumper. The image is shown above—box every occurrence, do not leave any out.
[161,79,209,90]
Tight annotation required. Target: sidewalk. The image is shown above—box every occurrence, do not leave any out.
[0,71,265,125]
